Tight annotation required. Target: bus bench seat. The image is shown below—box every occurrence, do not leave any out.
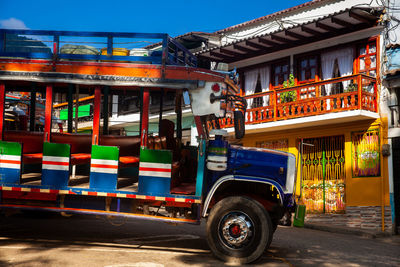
[22,153,43,164]
[70,153,92,165]
[4,131,44,164]
[52,133,92,165]
[99,135,141,168]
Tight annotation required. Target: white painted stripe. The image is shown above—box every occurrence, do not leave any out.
[0,155,21,161]
[90,167,118,174]
[40,189,50,193]
[155,197,165,201]
[116,193,125,198]
[21,188,30,192]
[97,192,107,197]
[2,186,12,190]
[139,162,171,169]
[59,190,69,194]
[43,156,69,162]
[0,163,20,169]
[82,191,89,195]
[42,164,69,171]
[139,171,171,178]
[207,155,227,163]
[91,159,118,166]
[136,195,146,199]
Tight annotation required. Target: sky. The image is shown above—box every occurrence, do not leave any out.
[0,0,310,37]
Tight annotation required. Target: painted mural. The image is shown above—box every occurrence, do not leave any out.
[352,130,380,177]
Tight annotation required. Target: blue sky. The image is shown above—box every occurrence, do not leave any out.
[0,0,310,37]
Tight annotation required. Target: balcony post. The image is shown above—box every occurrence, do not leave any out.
[273,90,277,121]
[357,75,362,110]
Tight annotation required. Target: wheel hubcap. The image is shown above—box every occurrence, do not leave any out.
[219,212,254,248]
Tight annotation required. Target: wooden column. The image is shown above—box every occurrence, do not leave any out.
[92,87,101,145]
[141,89,150,148]
[44,84,53,142]
[0,83,5,140]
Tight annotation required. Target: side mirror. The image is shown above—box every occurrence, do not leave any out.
[233,110,245,139]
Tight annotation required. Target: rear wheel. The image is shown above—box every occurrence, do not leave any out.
[206,196,273,264]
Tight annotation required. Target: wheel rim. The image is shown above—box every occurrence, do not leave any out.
[218,211,255,249]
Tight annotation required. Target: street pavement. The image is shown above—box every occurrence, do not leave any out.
[0,211,399,267]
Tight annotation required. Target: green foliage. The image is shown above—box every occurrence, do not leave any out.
[280,90,297,103]
[282,74,295,88]
[281,74,296,103]
[345,82,357,92]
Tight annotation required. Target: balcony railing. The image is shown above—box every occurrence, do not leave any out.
[209,74,377,129]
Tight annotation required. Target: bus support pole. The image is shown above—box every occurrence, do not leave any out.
[75,85,79,133]
[29,85,36,132]
[159,88,164,134]
[92,86,101,145]
[176,91,182,140]
[67,84,73,133]
[103,86,109,135]
[141,89,150,148]
[44,84,53,142]
[0,83,5,140]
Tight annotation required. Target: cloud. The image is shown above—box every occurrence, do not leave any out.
[0,18,28,29]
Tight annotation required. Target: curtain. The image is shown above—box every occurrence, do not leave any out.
[322,47,354,110]
[321,47,354,95]
[337,47,354,89]
[321,52,336,95]
[259,66,271,106]
[244,69,259,108]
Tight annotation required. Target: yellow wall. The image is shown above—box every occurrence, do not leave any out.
[240,118,390,207]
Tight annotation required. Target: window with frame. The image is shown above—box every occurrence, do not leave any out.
[358,40,377,77]
[298,55,317,83]
[272,60,289,88]
[256,138,288,152]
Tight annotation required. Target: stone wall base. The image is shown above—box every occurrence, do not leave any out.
[304,206,392,232]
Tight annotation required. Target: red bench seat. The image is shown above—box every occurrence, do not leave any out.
[22,153,43,164]
[52,133,92,165]
[4,131,44,164]
[119,156,140,167]
[70,153,92,165]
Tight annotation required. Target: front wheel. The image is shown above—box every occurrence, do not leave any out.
[206,196,273,264]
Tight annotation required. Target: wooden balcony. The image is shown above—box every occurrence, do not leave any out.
[209,74,378,130]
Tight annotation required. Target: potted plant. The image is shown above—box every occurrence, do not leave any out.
[280,74,297,103]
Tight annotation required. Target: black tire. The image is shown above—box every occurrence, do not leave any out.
[206,196,273,264]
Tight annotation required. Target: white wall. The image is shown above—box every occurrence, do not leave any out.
[221,0,381,46]
[387,0,400,45]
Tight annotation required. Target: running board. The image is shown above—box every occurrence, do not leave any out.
[0,204,200,224]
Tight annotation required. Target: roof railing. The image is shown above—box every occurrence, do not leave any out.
[0,29,197,67]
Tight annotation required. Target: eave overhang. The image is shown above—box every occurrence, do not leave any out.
[196,7,383,64]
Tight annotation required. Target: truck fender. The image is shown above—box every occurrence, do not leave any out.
[202,175,285,217]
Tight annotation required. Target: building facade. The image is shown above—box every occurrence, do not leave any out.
[197,0,396,232]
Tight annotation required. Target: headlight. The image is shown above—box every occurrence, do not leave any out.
[284,154,296,194]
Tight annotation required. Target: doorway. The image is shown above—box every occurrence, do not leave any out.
[301,135,346,213]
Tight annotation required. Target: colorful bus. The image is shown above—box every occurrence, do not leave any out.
[0,29,296,264]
